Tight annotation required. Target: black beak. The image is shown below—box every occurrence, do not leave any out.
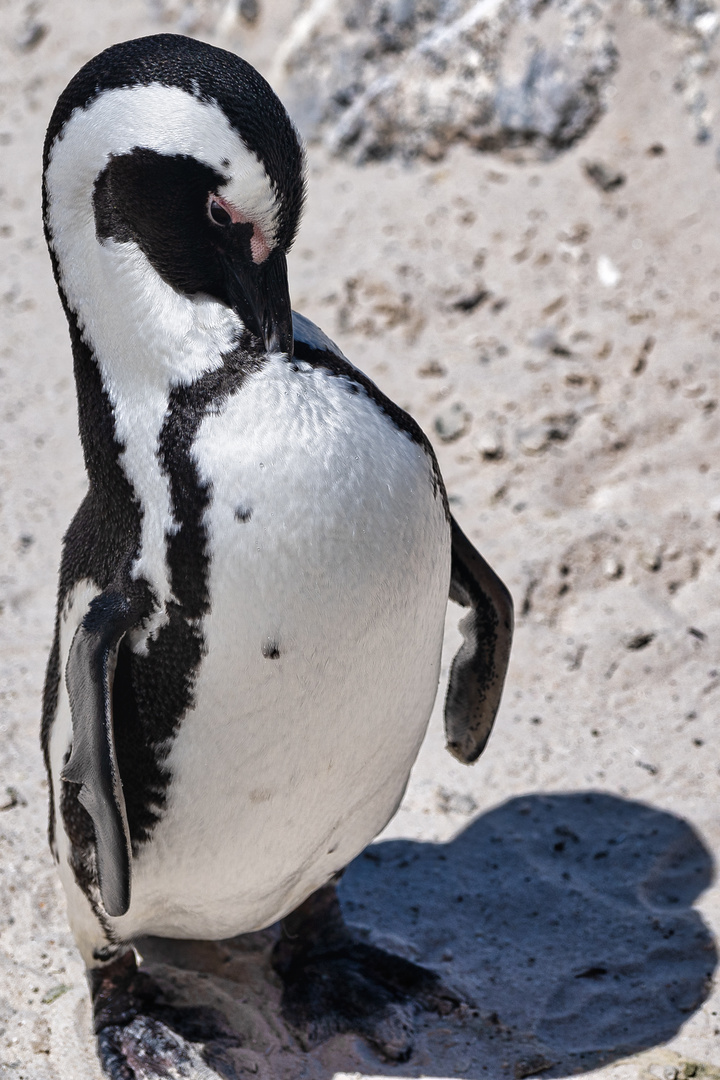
[225,250,294,357]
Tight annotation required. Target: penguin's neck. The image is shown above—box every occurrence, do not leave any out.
[80,238,242,404]
[65,240,244,637]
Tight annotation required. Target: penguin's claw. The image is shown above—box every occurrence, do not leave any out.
[91,952,242,1080]
[272,937,461,1062]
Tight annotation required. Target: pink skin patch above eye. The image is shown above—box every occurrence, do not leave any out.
[208,194,272,265]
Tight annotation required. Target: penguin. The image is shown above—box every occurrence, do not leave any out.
[41,33,513,1078]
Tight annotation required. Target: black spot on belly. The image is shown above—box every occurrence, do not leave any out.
[235,505,253,523]
[262,639,281,659]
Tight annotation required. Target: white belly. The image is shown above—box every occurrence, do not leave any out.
[56,358,451,949]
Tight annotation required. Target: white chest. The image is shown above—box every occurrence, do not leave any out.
[115,359,451,940]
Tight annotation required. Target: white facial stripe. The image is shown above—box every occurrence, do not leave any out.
[46,83,279,253]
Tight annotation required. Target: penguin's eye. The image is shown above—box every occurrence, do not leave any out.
[208,198,233,226]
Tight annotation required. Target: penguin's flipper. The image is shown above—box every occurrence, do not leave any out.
[62,588,145,917]
[293,309,350,363]
[445,515,514,764]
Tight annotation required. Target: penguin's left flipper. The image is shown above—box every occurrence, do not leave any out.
[445,515,514,764]
[62,587,148,918]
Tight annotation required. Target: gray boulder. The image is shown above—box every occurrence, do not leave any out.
[273,0,618,161]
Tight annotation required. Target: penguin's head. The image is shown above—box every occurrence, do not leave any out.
[43,35,305,359]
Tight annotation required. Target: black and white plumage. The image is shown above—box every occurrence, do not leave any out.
[41,33,513,1075]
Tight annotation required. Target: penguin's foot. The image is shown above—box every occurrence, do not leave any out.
[90,950,243,1079]
[272,883,460,1062]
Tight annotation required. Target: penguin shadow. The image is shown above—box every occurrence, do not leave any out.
[137,792,716,1080]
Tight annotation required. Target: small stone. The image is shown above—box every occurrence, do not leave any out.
[528,327,558,350]
[518,424,549,454]
[41,984,70,1005]
[31,1017,51,1054]
[452,288,490,313]
[515,1054,553,1079]
[625,631,655,651]
[695,11,719,35]
[422,139,446,162]
[545,413,578,442]
[437,788,478,815]
[639,542,663,572]
[434,403,470,443]
[239,0,260,24]
[417,359,446,377]
[584,160,625,192]
[14,12,48,51]
[602,555,623,580]
[477,430,504,460]
[597,255,621,287]
[0,786,27,811]
[632,335,655,374]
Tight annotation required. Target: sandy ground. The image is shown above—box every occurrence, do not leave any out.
[2,1,720,1077]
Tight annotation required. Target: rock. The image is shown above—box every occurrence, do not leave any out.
[517,412,579,453]
[583,159,626,191]
[275,0,618,162]
[477,429,504,460]
[639,541,664,571]
[437,787,478,815]
[434,402,470,442]
[597,254,621,287]
[518,423,550,454]
[41,984,70,1004]
[417,358,446,377]
[636,1,720,144]
[624,631,656,651]
[239,0,260,24]
[13,6,48,51]
[0,786,27,810]
[515,1053,554,1078]
[602,555,623,579]
[528,327,559,350]
[451,287,491,313]
[637,0,720,37]
[544,413,579,442]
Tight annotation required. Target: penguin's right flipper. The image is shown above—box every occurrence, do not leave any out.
[444,516,514,765]
[62,588,146,918]
[291,312,514,764]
